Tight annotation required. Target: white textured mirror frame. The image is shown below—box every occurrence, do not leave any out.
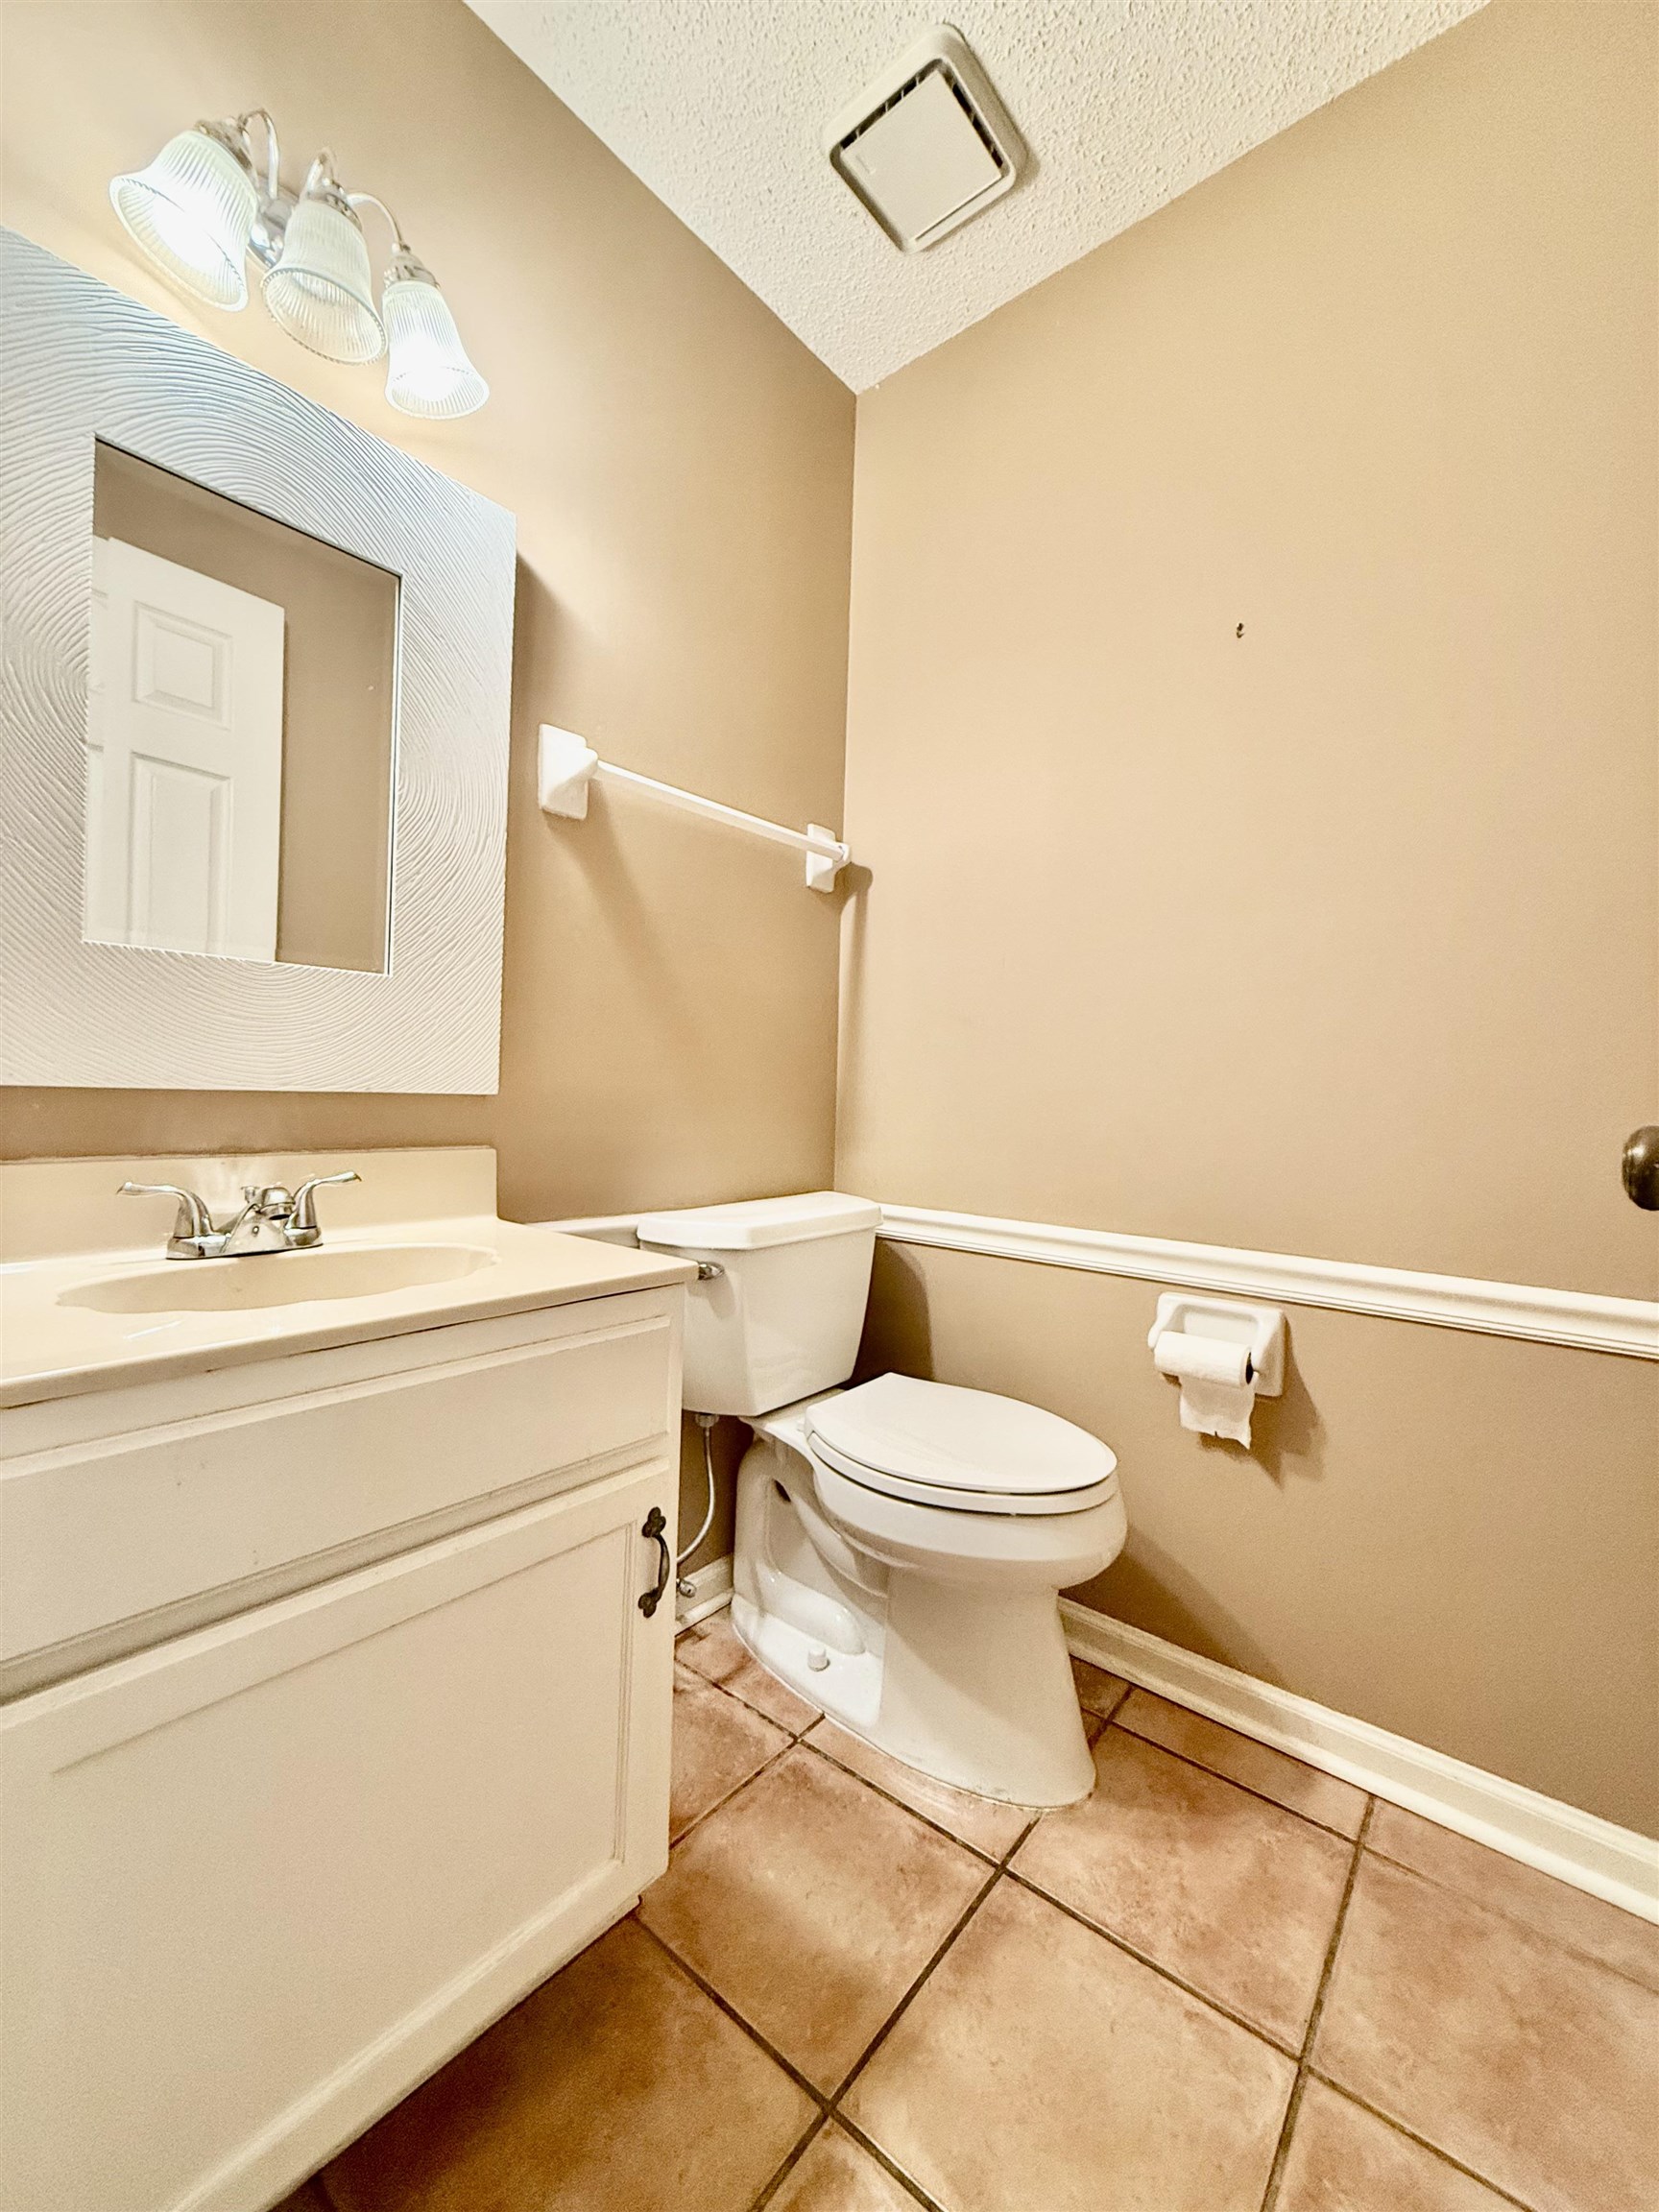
[0,230,515,1093]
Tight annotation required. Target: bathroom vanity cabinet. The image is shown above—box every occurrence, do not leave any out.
[0,1275,685,2212]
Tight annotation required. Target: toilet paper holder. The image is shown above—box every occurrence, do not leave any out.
[1146,1294,1286,1395]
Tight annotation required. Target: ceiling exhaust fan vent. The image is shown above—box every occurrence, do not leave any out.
[823,25,1026,254]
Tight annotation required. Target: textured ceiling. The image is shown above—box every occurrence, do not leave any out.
[468,2,1486,391]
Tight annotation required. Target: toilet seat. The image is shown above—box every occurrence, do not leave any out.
[805,1373,1118,1518]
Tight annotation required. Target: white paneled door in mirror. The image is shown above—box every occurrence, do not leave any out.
[84,538,285,961]
[0,229,515,1092]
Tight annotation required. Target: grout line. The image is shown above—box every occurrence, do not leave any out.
[633,1916,831,2113]
[666,1729,802,1853]
[1106,1711,1367,1843]
[1358,1834,1659,1998]
[830,1863,1005,2109]
[798,1729,1022,1867]
[1302,1798,1373,2057]
[1256,2071,1312,2212]
[746,2112,829,2212]
[677,1632,825,1742]
[834,2112,954,2211]
[1299,2071,1546,2212]
[1000,1812,1041,1865]
[1258,1795,1373,2212]
[998,1868,1303,2059]
[687,1664,824,1743]
[1083,1677,1134,1730]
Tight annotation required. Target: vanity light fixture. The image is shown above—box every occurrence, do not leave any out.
[109,111,488,417]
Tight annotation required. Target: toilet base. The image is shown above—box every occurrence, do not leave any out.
[731,1591,883,1736]
[732,1431,1100,1808]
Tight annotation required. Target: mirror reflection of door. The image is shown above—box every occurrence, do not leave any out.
[84,443,398,974]
[84,538,286,959]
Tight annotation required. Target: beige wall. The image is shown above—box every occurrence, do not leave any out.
[0,0,853,1575]
[843,2,1658,1830]
[840,0,1655,1302]
[93,443,397,973]
[0,0,854,1234]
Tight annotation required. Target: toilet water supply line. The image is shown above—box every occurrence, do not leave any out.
[676,1411,719,1599]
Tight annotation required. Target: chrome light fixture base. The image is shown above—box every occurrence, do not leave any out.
[248,186,298,271]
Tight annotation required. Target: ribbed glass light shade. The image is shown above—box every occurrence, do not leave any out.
[383,269,488,419]
[261,193,384,363]
[109,129,257,309]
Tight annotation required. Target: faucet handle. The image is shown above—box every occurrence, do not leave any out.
[288,1169,360,1247]
[117,1181,216,1258]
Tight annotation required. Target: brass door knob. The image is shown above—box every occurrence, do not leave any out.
[1623,1126,1659,1211]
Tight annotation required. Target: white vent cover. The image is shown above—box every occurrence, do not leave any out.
[823,26,1025,255]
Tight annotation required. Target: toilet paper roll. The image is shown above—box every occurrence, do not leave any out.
[1153,1334,1252,1387]
[1154,1331,1258,1444]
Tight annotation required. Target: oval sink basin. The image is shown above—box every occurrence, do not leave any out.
[61,1243,498,1314]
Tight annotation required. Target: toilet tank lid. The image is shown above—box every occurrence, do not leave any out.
[635,1190,882,1251]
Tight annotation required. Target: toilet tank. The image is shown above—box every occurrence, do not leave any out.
[635,1192,882,1417]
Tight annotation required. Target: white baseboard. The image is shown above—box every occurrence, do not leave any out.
[675,1553,733,1631]
[1063,1600,1659,1924]
[662,1556,1657,1920]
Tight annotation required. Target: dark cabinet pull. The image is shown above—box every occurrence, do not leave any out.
[638,1506,671,1618]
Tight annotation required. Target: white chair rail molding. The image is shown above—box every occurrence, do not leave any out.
[875,1202,1659,1359]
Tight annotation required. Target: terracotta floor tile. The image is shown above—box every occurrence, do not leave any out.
[1116,1690,1367,1838]
[1012,1727,1353,2045]
[323,1917,814,2212]
[1366,1799,1659,1994]
[1070,1654,1129,1721]
[679,1613,822,1734]
[766,2122,924,2211]
[1276,2080,1515,2211]
[672,1660,790,1840]
[638,1743,987,2092]
[843,1876,1293,2212]
[805,1719,1034,1859]
[1313,1853,1659,2212]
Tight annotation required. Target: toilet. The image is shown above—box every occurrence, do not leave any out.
[636,1192,1127,1807]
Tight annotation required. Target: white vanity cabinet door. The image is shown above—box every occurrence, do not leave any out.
[0,1461,675,2212]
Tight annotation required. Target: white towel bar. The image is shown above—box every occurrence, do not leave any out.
[537,725,851,892]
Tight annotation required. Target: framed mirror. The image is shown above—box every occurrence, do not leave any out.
[0,230,515,1092]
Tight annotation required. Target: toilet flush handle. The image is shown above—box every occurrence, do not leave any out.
[695,1261,724,1281]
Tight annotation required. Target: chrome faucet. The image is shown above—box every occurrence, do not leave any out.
[118,1170,361,1260]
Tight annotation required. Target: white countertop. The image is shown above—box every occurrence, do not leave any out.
[0,1214,693,1408]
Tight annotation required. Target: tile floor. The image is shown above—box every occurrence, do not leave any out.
[289,1614,1659,2212]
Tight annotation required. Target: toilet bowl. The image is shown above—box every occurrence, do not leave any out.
[637,1194,1128,1808]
